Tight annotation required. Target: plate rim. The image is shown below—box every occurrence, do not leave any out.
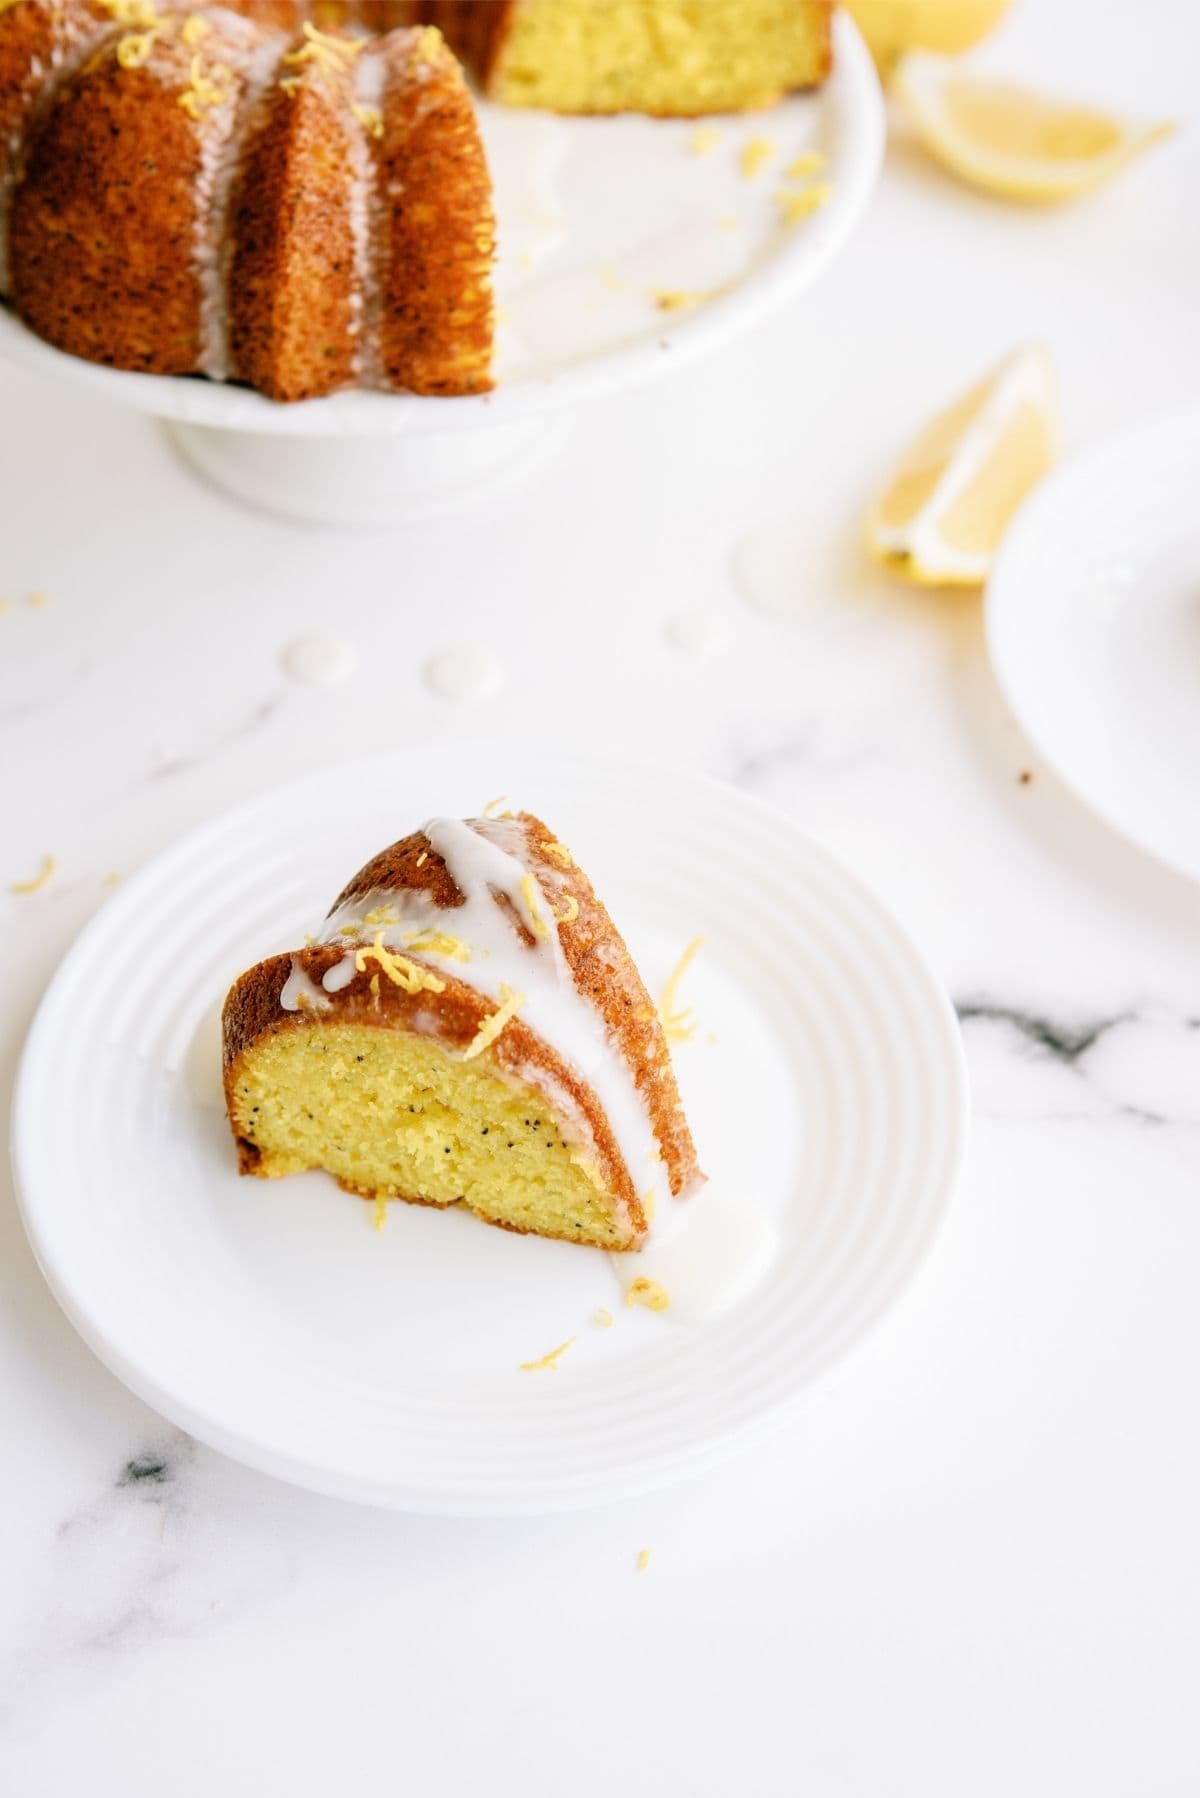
[985,402,1200,886]
[0,11,883,439]
[10,742,969,1514]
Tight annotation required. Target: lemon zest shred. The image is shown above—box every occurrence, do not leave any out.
[785,149,825,180]
[95,0,161,26]
[463,983,525,1061]
[362,904,399,929]
[178,52,229,118]
[369,973,381,1009]
[550,892,579,925]
[281,20,363,70]
[637,1548,651,1572]
[776,183,831,225]
[352,101,383,138]
[278,73,302,95]
[354,933,446,996]
[653,288,710,314]
[10,853,56,895]
[659,935,704,1044]
[542,841,573,866]
[626,1277,670,1312]
[740,135,775,179]
[481,795,508,817]
[642,1189,657,1223]
[519,873,549,941]
[593,1307,614,1328]
[180,13,209,45]
[519,1335,575,1373]
[116,29,160,68]
[401,927,470,963]
[415,849,429,867]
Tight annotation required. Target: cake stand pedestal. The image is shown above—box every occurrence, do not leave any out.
[164,412,567,528]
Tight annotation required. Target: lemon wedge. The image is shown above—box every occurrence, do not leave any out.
[895,54,1174,202]
[867,345,1057,586]
[844,0,1010,77]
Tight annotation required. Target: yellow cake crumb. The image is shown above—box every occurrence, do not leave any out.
[777,183,831,225]
[519,1335,575,1372]
[372,1195,388,1231]
[542,841,573,866]
[26,589,49,609]
[0,599,10,615]
[463,983,525,1061]
[688,124,721,156]
[103,872,122,887]
[593,1307,614,1328]
[636,1548,651,1572]
[785,149,825,180]
[596,264,624,292]
[740,136,775,178]
[718,214,741,231]
[626,1277,670,1312]
[659,935,704,1043]
[10,853,56,895]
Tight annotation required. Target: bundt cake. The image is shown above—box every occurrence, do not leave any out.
[421,0,833,116]
[0,1,494,400]
[222,811,702,1250]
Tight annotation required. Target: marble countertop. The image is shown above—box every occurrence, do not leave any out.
[2,2,1198,1792]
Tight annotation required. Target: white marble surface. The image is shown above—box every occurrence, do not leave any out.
[2,3,1199,1792]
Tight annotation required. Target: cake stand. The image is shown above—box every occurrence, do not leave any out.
[0,12,883,527]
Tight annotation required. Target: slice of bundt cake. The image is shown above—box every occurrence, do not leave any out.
[222,813,702,1250]
[421,0,833,116]
[1,2,493,399]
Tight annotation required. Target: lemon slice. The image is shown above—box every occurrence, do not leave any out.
[894,54,1174,201]
[844,0,1011,77]
[867,345,1057,586]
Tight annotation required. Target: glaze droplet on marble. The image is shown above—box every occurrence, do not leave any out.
[280,633,358,686]
[422,645,505,702]
[665,610,730,655]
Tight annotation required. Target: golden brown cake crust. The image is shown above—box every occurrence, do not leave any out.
[3,3,494,397]
[329,811,701,1201]
[374,25,494,396]
[226,48,361,402]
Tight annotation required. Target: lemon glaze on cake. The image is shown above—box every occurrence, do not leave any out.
[222,812,702,1251]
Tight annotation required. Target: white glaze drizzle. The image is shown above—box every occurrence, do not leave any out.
[349,41,385,386]
[193,24,285,382]
[280,961,332,1014]
[316,817,672,1229]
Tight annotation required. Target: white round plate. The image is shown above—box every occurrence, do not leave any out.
[987,407,1200,884]
[11,746,966,1514]
[0,11,881,436]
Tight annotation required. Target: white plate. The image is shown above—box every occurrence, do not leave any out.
[0,11,881,436]
[11,746,966,1514]
[987,407,1200,884]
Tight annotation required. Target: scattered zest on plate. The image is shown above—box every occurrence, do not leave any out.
[866,343,1057,586]
[894,54,1174,202]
